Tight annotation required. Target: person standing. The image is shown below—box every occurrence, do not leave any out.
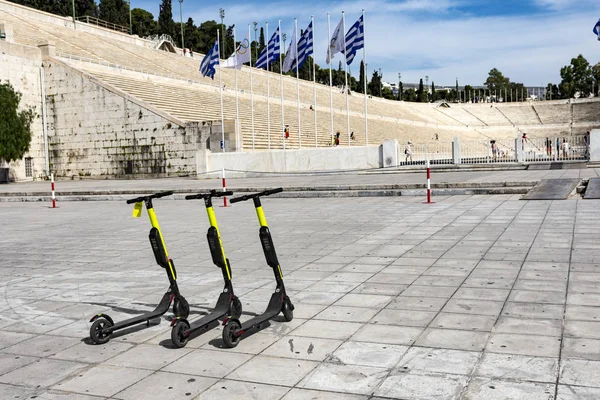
[562,138,570,159]
[545,137,552,157]
[405,140,413,163]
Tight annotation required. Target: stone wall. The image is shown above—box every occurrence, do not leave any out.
[0,39,45,181]
[44,60,201,178]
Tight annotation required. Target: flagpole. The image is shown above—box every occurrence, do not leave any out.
[362,9,368,146]
[233,26,240,152]
[327,13,333,145]
[279,20,285,150]
[312,16,317,148]
[249,24,255,150]
[342,11,350,146]
[295,18,301,149]
[218,30,225,153]
[266,22,271,149]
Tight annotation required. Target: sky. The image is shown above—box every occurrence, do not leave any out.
[133,0,600,86]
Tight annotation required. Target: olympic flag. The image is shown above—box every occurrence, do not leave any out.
[223,34,251,68]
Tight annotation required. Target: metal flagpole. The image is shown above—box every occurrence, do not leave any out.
[218,30,225,152]
[279,20,285,150]
[295,18,301,149]
[266,22,271,149]
[249,24,255,150]
[233,26,240,151]
[312,16,317,148]
[342,11,350,146]
[327,13,334,145]
[362,9,368,146]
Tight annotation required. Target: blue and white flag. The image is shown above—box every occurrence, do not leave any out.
[199,39,219,79]
[255,27,280,69]
[288,21,313,72]
[594,18,600,40]
[345,15,364,65]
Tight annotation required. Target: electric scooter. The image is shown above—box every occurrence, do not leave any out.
[170,190,242,348]
[221,188,294,348]
[89,191,189,344]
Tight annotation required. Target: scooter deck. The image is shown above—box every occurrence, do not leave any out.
[107,291,172,332]
[187,292,231,331]
[239,292,282,331]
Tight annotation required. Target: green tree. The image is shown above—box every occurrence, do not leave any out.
[455,79,459,102]
[403,88,417,102]
[485,68,510,95]
[0,82,34,171]
[464,85,474,101]
[75,0,98,17]
[559,55,593,98]
[431,81,436,102]
[158,0,174,38]
[357,60,365,94]
[131,8,158,37]
[259,27,265,54]
[546,83,559,100]
[368,69,382,97]
[98,0,129,26]
[398,80,403,101]
[417,78,425,102]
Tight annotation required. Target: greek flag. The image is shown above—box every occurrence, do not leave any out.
[594,18,600,40]
[199,39,219,79]
[255,27,280,69]
[290,21,313,72]
[345,15,364,65]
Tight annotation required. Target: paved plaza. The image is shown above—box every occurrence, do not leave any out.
[1,194,600,399]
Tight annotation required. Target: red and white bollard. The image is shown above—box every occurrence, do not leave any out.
[50,172,56,208]
[222,168,228,207]
[424,160,434,204]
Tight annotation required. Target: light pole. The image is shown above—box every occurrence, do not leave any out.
[128,0,133,35]
[178,0,184,49]
[253,22,258,63]
[71,0,76,28]
[219,8,225,58]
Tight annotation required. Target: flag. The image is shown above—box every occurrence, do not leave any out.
[594,18,600,40]
[345,15,364,65]
[223,35,251,68]
[282,25,297,73]
[287,21,313,72]
[199,39,219,79]
[255,27,280,69]
[326,17,343,64]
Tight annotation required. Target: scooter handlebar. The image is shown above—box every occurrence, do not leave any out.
[230,188,283,204]
[126,191,174,204]
[185,190,233,200]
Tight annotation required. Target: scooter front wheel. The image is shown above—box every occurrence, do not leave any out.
[171,320,190,348]
[282,298,294,322]
[229,296,242,320]
[173,297,190,319]
[222,320,241,348]
[90,317,113,345]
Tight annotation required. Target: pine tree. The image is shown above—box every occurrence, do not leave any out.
[357,60,365,94]
[259,27,265,54]
[158,0,174,38]
[417,78,425,102]
[431,81,436,102]
[398,79,403,101]
[98,0,129,26]
[455,79,459,102]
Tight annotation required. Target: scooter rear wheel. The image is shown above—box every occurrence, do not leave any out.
[173,297,190,319]
[171,320,190,348]
[90,317,113,345]
[229,296,242,320]
[222,320,241,348]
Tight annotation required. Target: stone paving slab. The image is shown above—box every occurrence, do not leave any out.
[1,195,600,399]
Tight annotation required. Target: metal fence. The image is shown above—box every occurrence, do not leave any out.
[522,135,589,162]
[76,16,129,34]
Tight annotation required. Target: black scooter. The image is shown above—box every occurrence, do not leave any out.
[170,190,242,348]
[221,188,294,348]
[89,191,189,344]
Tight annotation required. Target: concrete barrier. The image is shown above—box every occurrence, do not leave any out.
[201,145,381,177]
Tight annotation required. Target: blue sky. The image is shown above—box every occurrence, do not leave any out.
[133,0,600,86]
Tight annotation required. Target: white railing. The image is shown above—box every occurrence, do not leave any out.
[522,135,589,162]
[144,34,175,49]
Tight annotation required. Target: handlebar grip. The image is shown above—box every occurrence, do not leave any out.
[229,194,250,204]
[154,191,174,198]
[264,188,283,196]
[185,194,202,200]
[214,190,233,197]
[126,197,143,204]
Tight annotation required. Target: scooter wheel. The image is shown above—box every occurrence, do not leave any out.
[229,296,242,320]
[222,320,241,348]
[171,320,190,348]
[90,317,113,345]
[173,297,190,319]
[282,298,294,322]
